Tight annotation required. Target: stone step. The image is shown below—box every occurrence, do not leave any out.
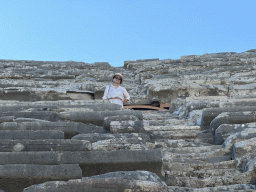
[151,139,213,149]
[169,155,232,165]
[168,174,255,188]
[165,139,214,148]
[201,106,256,127]
[168,184,256,192]
[72,133,150,142]
[103,115,139,132]
[171,175,234,188]
[61,110,143,126]
[163,148,230,162]
[222,128,256,151]
[145,125,201,131]
[150,132,215,144]
[164,160,236,172]
[149,130,203,140]
[72,133,151,151]
[0,164,82,192]
[166,168,241,178]
[184,98,256,115]
[2,111,60,121]
[0,116,14,123]
[0,104,59,113]
[109,120,147,134]
[0,130,64,140]
[165,145,222,154]
[214,123,248,145]
[0,150,163,179]
[0,139,91,152]
[210,111,256,132]
[91,138,151,151]
[0,121,106,139]
[24,171,168,192]
[215,123,256,147]
[231,95,256,99]
[147,118,186,126]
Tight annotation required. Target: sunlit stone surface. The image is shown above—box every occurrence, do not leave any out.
[0,49,256,191]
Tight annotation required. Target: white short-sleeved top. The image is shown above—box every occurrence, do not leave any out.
[102,84,130,107]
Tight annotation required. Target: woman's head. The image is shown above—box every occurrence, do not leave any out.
[112,73,123,84]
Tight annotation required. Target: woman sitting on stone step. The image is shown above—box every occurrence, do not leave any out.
[102,73,130,108]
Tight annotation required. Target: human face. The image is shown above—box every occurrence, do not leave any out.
[113,75,122,84]
[114,76,122,81]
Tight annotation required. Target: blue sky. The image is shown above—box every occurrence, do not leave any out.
[0,0,255,67]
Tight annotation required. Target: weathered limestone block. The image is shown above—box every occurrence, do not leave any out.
[244,157,256,173]
[0,164,82,179]
[0,139,91,152]
[231,138,256,170]
[201,106,256,127]
[220,98,256,108]
[13,118,52,123]
[103,115,139,132]
[0,150,163,178]
[0,116,14,123]
[91,133,151,151]
[185,100,220,115]
[91,140,149,151]
[62,110,143,126]
[1,111,60,121]
[149,130,200,140]
[24,171,168,192]
[233,138,256,161]
[168,184,256,192]
[169,98,186,112]
[229,157,256,185]
[184,95,250,111]
[215,123,256,145]
[110,120,147,134]
[210,112,256,132]
[72,132,150,141]
[0,164,82,192]
[71,133,115,142]
[0,130,64,140]
[187,110,203,126]
[0,121,104,139]
[223,128,256,152]
[0,101,116,113]
[0,88,73,101]
[58,103,122,111]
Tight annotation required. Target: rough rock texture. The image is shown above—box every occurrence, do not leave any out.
[23,171,168,192]
[0,49,256,191]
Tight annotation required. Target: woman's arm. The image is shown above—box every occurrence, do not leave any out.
[122,87,130,104]
[102,85,110,100]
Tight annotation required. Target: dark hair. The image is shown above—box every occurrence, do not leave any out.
[113,76,122,84]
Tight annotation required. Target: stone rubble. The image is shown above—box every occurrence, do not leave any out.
[0,49,255,191]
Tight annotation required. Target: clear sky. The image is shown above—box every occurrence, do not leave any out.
[0,0,255,67]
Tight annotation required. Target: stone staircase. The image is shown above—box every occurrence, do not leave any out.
[0,101,166,191]
[1,49,256,191]
[142,98,256,191]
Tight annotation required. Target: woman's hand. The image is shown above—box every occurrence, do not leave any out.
[122,98,128,104]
